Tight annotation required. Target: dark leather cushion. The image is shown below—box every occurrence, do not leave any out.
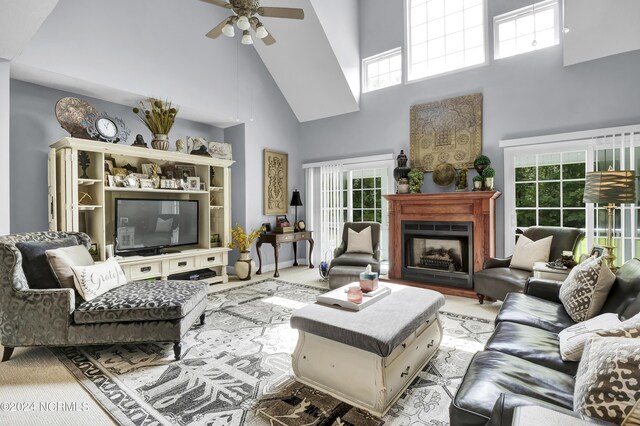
[474,267,530,301]
[524,278,563,303]
[600,258,640,319]
[485,322,579,376]
[496,292,576,333]
[16,237,79,290]
[450,351,575,426]
[522,226,585,261]
[330,253,380,272]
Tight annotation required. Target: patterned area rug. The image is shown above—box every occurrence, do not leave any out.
[54,280,493,425]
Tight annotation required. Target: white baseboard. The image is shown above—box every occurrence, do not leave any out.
[227,259,305,276]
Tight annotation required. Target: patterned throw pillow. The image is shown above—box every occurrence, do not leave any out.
[558,313,621,361]
[574,336,640,425]
[597,312,640,339]
[71,258,128,301]
[559,256,616,322]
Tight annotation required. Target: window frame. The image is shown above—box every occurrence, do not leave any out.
[493,0,560,60]
[362,47,403,94]
[404,0,489,84]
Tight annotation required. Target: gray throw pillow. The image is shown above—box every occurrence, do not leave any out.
[16,237,79,289]
[574,336,640,424]
[559,256,616,322]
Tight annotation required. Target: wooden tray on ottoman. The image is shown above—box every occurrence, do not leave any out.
[290,283,445,417]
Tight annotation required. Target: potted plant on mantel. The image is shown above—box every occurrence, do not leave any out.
[482,167,496,191]
[472,175,483,190]
[473,155,491,175]
[132,98,178,151]
[229,224,264,281]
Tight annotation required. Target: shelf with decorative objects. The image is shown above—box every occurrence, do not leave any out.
[49,137,234,284]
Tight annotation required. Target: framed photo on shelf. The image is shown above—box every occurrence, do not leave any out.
[186,176,200,191]
[140,179,154,189]
[176,165,197,180]
[113,167,128,177]
[161,179,176,189]
[590,245,608,258]
[104,159,114,175]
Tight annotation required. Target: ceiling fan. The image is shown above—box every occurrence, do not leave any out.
[200,0,304,46]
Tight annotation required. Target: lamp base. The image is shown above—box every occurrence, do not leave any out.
[601,244,617,273]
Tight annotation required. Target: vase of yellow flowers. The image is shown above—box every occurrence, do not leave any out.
[132,98,178,151]
[229,224,264,281]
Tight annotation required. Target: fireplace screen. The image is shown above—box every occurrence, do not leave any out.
[409,238,466,272]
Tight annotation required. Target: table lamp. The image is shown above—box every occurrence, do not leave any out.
[290,190,303,227]
[583,167,636,271]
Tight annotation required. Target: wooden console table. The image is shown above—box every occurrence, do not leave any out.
[256,231,314,278]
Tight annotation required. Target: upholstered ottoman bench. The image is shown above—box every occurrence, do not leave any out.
[328,265,366,289]
[290,283,445,417]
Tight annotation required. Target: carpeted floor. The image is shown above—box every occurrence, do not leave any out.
[51,279,493,425]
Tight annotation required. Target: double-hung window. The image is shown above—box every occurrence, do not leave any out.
[363,48,402,93]
[406,0,486,81]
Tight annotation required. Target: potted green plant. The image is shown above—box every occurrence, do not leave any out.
[132,98,178,151]
[482,167,496,191]
[229,224,264,281]
[472,175,483,190]
[473,155,491,175]
[408,169,424,194]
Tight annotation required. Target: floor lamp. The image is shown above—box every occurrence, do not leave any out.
[583,168,636,271]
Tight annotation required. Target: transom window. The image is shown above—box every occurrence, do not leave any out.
[406,0,486,81]
[494,0,560,60]
[362,48,402,93]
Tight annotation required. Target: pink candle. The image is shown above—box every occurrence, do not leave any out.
[347,285,363,304]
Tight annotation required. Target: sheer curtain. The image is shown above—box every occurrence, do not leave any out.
[319,163,344,264]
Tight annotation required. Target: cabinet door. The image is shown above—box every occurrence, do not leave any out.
[48,149,57,231]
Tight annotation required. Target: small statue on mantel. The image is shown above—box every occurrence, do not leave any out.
[132,134,148,148]
[456,168,468,191]
[176,138,185,153]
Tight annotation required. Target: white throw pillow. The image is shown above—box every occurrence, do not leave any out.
[46,245,95,289]
[71,258,128,301]
[559,256,616,322]
[558,313,621,361]
[346,226,373,254]
[509,235,553,271]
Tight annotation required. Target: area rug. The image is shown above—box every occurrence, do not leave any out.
[53,280,494,426]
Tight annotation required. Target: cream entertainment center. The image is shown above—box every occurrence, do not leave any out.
[48,138,233,284]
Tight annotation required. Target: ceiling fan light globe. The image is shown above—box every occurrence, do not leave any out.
[237,15,251,30]
[241,31,253,45]
[256,25,269,39]
[222,23,235,37]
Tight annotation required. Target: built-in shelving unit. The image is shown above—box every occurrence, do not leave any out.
[49,137,234,284]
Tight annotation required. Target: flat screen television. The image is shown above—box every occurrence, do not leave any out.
[115,198,199,256]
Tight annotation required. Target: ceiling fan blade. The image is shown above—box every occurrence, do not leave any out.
[206,19,228,39]
[261,33,276,45]
[199,0,232,9]
[258,7,304,19]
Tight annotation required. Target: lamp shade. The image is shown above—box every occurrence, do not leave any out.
[583,170,636,204]
[290,190,303,207]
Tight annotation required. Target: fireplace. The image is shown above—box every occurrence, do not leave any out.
[402,221,473,288]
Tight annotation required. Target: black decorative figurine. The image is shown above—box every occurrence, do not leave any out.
[132,134,148,148]
[393,150,411,193]
[78,151,91,179]
[191,146,211,156]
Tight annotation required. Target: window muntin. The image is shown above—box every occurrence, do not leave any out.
[494,0,560,60]
[407,0,486,81]
[363,48,402,93]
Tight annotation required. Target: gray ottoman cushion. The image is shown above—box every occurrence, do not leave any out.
[290,284,445,357]
[329,265,366,289]
[74,280,208,324]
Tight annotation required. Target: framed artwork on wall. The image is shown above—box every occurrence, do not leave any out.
[410,93,483,172]
[264,149,288,215]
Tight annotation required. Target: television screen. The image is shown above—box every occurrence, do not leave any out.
[115,199,199,254]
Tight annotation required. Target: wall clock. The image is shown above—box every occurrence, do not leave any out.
[81,112,131,144]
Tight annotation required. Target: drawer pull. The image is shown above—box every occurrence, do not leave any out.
[178,261,187,267]
[400,366,410,378]
[401,343,406,349]
[141,266,151,273]
[427,339,434,348]
[207,257,216,262]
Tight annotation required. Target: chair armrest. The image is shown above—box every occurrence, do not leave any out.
[487,393,612,426]
[1,288,74,347]
[333,243,346,259]
[483,256,512,269]
[374,243,381,262]
[524,277,563,303]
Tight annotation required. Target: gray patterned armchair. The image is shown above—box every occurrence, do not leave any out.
[0,232,208,362]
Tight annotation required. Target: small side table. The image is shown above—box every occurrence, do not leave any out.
[256,231,314,278]
[532,262,571,281]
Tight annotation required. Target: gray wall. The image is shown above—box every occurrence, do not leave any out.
[299,0,640,257]
[9,79,226,233]
[224,123,246,265]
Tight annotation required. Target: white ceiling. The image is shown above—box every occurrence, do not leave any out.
[564,0,640,66]
[6,0,360,126]
[0,0,58,60]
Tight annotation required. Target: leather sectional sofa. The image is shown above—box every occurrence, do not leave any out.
[450,258,640,426]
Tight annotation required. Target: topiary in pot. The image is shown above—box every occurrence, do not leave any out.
[473,154,491,175]
[472,175,483,190]
[482,167,496,190]
[408,169,424,194]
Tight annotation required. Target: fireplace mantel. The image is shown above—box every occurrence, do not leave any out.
[384,192,501,292]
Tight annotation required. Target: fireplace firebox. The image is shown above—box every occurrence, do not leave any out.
[402,221,473,289]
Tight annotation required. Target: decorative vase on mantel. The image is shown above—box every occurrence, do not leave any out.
[393,150,411,193]
[235,251,256,281]
[151,134,169,151]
